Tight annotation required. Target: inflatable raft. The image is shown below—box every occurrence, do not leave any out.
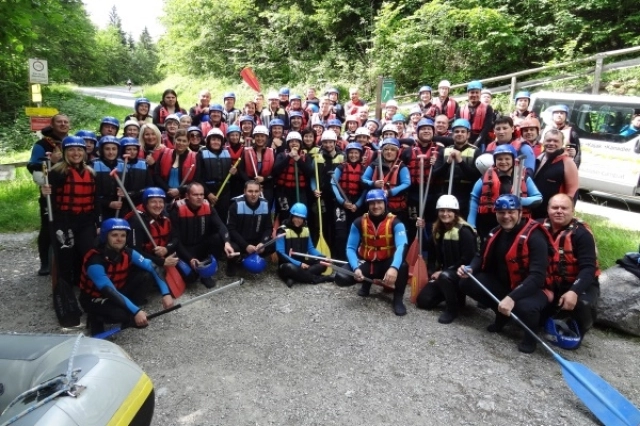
[0,334,154,426]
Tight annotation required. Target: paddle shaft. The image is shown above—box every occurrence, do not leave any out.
[111,170,157,247]
[216,157,242,197]
[180,164,195,186]
[289,250,348,265]
[513,154,526,198]
[42,157,53,223]
[447,153,455,195]
[321,262,375,284]
[115,155,129,218]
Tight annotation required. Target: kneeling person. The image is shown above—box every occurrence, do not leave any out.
[335,189,409,316]
[80,219,174,335]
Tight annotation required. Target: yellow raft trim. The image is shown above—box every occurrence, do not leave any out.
[107,373,154,426]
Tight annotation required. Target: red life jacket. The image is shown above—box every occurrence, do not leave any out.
[485,139,530,154]
[338,162,364,199]
[161,133,175,149]
[228,144,244,162]
[406,144,437,185]
[459,102,487,134]
[177,198,212,218]
[362,145,375,168]
[434,97,458,120]
[158,106,170,125]
[358,213,396,262]
[156,149,197,184]
[276,153,307,189]
[373,163,407,211]
[481,218,555,301]
[244,147,275,178]
[543,218,601,285]
[200,121,228,137]
[55,167,95,214]
[419,102,441,119]
[80,248,131,298]
[477,167,529,216]
[532,143,543,158]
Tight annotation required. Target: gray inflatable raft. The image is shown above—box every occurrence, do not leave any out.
[0,333,154,426]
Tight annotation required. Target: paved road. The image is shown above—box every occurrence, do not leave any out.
[74,86,158,110]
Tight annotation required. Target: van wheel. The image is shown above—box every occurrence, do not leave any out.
[635,140,640,154]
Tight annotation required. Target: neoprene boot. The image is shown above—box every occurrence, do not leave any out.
[393,292,407,316]
[487,313,509,332]
[358,282,371,297]
[38,263,50,276]
[517,333,537,354]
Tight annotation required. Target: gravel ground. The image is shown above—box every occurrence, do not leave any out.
[1,233,640,426]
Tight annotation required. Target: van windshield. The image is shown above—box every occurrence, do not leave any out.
[533,98,640,143]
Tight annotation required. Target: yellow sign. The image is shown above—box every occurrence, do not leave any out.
[25,107,58,117]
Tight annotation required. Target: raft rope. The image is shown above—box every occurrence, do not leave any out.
[0,334,84,426]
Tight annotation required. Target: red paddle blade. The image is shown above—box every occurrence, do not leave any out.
[410,257,429,304]
[406,236,419,268]
[165,266,186,298]
[240,67,261,92]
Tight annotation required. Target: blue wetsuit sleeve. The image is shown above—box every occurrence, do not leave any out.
[361,165,375,188]
[467,178,483,227]
[346,223,361,270]
[389,166,411,196]
[130,250,171,296]
[355,190,367,208]
[521,177,542,207]
[27,144,46,173]
[332,167,346,204]
[86,264,140,315]
[275,234,301,266]
[391,220,408,270]
[519,144,536,176]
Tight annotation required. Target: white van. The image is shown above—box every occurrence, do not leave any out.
[530,91,640,204]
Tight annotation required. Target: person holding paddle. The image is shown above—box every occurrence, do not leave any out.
[335,189,409,316]
[273,132,313,222]
[80,218,174,336]
[415,195,478,324]
[195,127,234,221]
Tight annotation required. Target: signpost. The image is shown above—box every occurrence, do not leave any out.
[28,59,49,84]
[375,76,397,120]
[27,58,54,132]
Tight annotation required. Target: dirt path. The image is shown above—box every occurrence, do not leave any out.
[1,233,639,425]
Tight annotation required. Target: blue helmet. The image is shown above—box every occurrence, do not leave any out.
[75,130,97,142]
[120,137,140,148]
[290,203,307,219]
[392,113,406,123]
[308,104,319,113]
[289,111,304,119]
[223,92,236,100]
[366,189,387,203]
[100,116,120,130]
[279,87,290,96]
[544,318,581,350]
[419,85,432,94]
[196,255,218,278]
[210,104,224,113]
[551,104,570,114]
[494,194,521,211]
[345,142,363,153]
[62,136,86,150]
[134,98,151,111]
[239,115,255,124]
[142,187,166,203]
[242,253,267,274]
[187,126,202,136]
[326,87,339,95]
[467,80,483,91]
[492,144,517,159]
[290,94,302,101]
[269,118,285,128]
[327,118,342,128]
[451,118,471,131]
[100,218,130,244]
[226,125,241,135]
[416,118,435,132]
[514,91,531,101]
[98,135,120,148]
[380,137,400,148]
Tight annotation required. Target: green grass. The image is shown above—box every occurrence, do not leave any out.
[580,213,640,270]
[0,167,40,232]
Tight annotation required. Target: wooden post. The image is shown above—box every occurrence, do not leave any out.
[510,76,517,107]
[593,55,604,94]
[375,76,383,121]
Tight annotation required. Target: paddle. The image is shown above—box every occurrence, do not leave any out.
[289,249,349,265]
[115,154,130,218]
[513,154,527,198]
[42,154,53,223]
[216,157,242,197]
[240,67,261,92]
[406,154,427,267]
[314,154,332,275]
[94,278,245,339]
[464,270,640,426]
[410,155,429,304]
[110,169,186,297]
[321,262,395,292]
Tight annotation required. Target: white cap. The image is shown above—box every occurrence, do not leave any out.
[438,80,451,88]
[385,100,398,108]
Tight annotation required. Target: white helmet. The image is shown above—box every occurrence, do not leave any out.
[436,195,459,210]
[123,120,140,129]
[267,91,279,100]
[253,125,269,136]
[382,123,399,135]
[475,153,494,175]
[165,114,181,123]
[438,80,451,88]
[206,128,224,139]
[355,127,370,137]
[321,130,337,141]
[385,100,398,108]
[286,131,302,142]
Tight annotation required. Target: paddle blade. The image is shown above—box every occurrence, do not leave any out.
[410,257,428,304]
[165,266,186,298]
[556,355,640,426]
[94,326,123,340]
[406,236,419,268]
[317,236,333,275]
[240,67,261,92]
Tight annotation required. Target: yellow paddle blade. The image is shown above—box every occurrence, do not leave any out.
[317,236,333,275]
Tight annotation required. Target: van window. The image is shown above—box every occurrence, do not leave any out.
[534,99,639,143]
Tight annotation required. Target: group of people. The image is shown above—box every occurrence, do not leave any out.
[26,80,599,353]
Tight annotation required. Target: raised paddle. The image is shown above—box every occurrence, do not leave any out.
[115,154,130,218]
[322,262,395,292]
[513,154,527,198]
[94,278,245,339]
[240,67,261,92]
[110,169,186,297]
[314,154,332,275]
[410,155,429,304]
[464,269,640,426]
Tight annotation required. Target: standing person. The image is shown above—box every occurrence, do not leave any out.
[434,114,452,138]
[189,89,211,127]
[152,89,186,132]
[125,98,153,126]
[223,92,241,125]
[433,80,458,121]
[289,110,305,133]
[40,136,98,289]
[416,195,477,324]
[225,181,274,276]
[275,203,331,287]
[541,194,600,348]
[243,101,261,125]
[268,118,287,153]
[509,91,536,128]
[261,92,289,129]
[417,85,441,119]
[92,136,123,221]
[28,114,69,275]
[458,194,555,354]
[332,142,367,260]
[531,129,579,219]
[309,96,336,129]
[187,126,204,152]
[76,130,99,162]
[344,87,367,115]
[160,114,180,149]
[153,129,197,201]
[80,218,174,335]
[195,128,233,222]
[335,189,410,316]
[303,87,320,111]
[468,144,542,240]
[200,104,228,137]
[138,123,164,164]
[98,116,119,137]
[485,117,536,176]
[457,80,494,149]
[170,182,235,288]
[519,117,543,157]
[122,120,140,138]
[406,107,423,139]
[119,137,153,217]
[541,104,581,168]
[278,87,290,109]
[273,132,312,222]
[241,125,276,207]
[381,100,398,126]
[225,125,246,199]
[326,87,345,122]
[238,115,256,144]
